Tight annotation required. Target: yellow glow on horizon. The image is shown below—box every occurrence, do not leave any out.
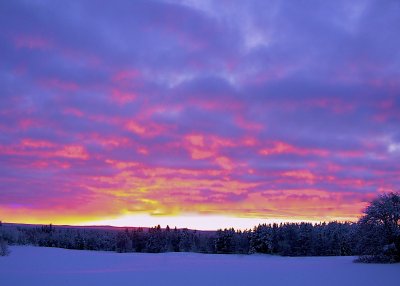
[78,213,358,231]
[1,207,360,230]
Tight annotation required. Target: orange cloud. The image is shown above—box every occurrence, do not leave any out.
[184,134,239,169]
[259,141,329,157]
[215,156,234,170]
[126,120,146,135]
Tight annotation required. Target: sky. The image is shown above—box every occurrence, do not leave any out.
[1,0,400,230]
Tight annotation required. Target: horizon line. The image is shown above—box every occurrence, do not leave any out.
[2,214,359,231]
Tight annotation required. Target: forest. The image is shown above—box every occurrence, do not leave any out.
[1,192,399,263]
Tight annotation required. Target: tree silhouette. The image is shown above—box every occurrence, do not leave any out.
[357,192,400,262]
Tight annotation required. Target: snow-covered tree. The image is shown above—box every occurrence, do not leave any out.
[178,228,193,252]
[361,193,400,241]
[116,229,132,253]
[358,192,400,262]
[249,225,271,254]
[0,238,10,256]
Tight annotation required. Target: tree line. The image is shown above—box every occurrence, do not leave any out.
[1,192,399,262]
[0,221,357,255]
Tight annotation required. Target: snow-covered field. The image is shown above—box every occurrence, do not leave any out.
[1,246,399,286]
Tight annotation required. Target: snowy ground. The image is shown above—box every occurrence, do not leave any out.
[1,246,399,286]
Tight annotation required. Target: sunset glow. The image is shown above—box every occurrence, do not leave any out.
[1,0,399,230]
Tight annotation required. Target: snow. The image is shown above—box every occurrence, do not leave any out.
[1,246,399,286]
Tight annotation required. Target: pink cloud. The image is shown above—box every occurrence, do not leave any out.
[337,150,364,158]
[308,98,355,114]
[54,145,89,160]
[125,119,169,138]
[81,133,130,149]
[112,69,140,83]
[20,139,55,148]
[282,170,317,182]
[0,141,89,161]
[13,34,53,50]
[234,115,264,132]
[111,89,137,104]
[184,134,233,160]
[125,120,146,135]
[39,78,79,92]
[241,137,259,147]
[105,159,139,169]
[18,119,38,130]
